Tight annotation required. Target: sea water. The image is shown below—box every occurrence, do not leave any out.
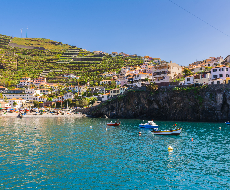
[0,117,230,189]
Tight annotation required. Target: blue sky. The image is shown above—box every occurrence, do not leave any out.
[1,0,230,66]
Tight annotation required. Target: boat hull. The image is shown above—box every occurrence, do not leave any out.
[139,124,158,129]
[153,128,182,135]
[107,123,120,126]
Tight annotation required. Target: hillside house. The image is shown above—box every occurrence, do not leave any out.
[194,73,211,85]
[17,78,34,88]
[34,77,46,83]
[8,98,26,109]
[109,88,120,98]
[0,86,7,92]
[111,52,118,57]
[119,86,128,94]
[97,93,109,102]
[211,66,230,80]
[39,89,51,95]
[0,100,10,109]
[184,75,194,85]
[153,61,182,84]
[209,78,225,85]
[100,80,111,85]
[64,92,74,100]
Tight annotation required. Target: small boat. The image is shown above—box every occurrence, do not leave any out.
[107,121,120,126]
[139,120,158,129]
[225,121,230,125]
[153,128,182,135]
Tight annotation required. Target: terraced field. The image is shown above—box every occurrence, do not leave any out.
[0,34,143,87]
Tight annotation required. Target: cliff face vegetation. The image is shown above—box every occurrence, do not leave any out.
[89,84,230,122]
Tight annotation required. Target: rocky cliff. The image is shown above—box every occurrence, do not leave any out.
[88,84,230,122]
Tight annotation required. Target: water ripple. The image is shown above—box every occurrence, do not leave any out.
[0,118,230,189]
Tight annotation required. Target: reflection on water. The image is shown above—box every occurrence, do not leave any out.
[0,118,230,189]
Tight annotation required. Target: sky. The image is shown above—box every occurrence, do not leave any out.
[1,0,230,66]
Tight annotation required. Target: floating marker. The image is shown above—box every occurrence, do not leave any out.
[168,146,173,150]
[191,138,193,142]
[90,126,92,128]
[139,132,141,134]
[219,127,221,129]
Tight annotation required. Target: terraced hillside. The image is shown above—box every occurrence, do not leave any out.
[0,34,143,87]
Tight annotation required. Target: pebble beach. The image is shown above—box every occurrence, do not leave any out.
[0,112,84,118]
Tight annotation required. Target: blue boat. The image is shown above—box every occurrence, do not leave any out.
[139,120,159,129]
[225,121,230,125]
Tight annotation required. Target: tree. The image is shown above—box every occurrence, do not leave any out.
[76,98,89,107]
[47,97,53,101]
[33,100,39,107]
[183,68,192,76]
[13,101,17,107]
[4,96,8,102]
[89,97,97,105]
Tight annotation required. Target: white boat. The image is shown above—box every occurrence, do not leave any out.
[139,120,158,129]
[153,128,182,135]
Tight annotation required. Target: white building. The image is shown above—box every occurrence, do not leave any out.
[211,66,230,80]
[153,61,182,83]
[209,78,225,85]
[184,75,194,85]
[98,93,109,101]
[8,98,26,109]
[194,73,211,85]
[64,92,74,100]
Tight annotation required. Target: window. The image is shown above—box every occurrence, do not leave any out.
[219,74,223,77]
[187,78,190,81]
[222,68,224,71]
[213,75,218,78]
[213,69,217,72]
[227,68,229,71]
[219,69,221,71]
[217,81,220,84]
[227,74,229,77]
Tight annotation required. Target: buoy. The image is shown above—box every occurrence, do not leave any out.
[106,128,107,131]
[168,146,173,150]
[34,127,37,129]
[219,127,221,129]
[90,126,92,128]
[191,138,193,142]
[139,132,141,134]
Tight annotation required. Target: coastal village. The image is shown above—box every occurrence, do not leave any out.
[1,34,230,113]
[0,46,230,112]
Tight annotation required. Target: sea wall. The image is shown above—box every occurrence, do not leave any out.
[88,84,230,122]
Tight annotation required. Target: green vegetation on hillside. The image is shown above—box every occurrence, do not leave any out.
[11,37,70,51]
[0,34,143,87]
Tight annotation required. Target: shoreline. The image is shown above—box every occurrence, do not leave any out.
[0,112,85,118]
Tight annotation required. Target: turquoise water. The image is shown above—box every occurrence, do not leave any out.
[0,117,230,189]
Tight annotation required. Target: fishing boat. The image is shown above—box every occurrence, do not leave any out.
[152,128,182,135]
[225,121,230,125]
[107,121,121,126]
[139,120,158,129]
